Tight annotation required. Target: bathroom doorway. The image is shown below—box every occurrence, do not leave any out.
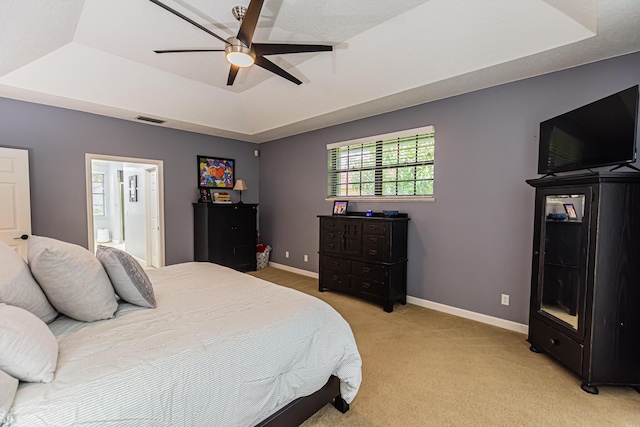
[85,154,165,268]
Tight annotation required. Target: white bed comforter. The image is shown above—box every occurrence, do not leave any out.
[8,262,362,426]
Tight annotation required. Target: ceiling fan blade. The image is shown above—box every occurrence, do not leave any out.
[254,56,302,85]
[154,49,225,53]
[148,0,228,45]
[227,65,240,86]
[237,0,264,47]
[253,43,333,56]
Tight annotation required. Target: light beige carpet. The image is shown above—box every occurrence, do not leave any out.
[249,267,640,426]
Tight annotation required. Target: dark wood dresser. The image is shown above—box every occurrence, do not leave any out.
[318,213,409,312]
[193,203,257,272]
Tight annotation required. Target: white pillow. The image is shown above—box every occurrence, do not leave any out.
[0,240,57,323]
[0,303,58,383]
[96,245,156,308]
[0,369,18,424]
[28,236,118,322]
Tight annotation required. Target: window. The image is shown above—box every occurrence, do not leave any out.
[92,172,106,216]
[327,125,435,199]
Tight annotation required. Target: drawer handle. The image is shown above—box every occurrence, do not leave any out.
[328,244,335,249]
[328,233,335,238]
[368,249,377,255]
[549,338,558,346]
[332,261,339,266]
[362,267,370,273]
[362,282,371,289]
[369,238,378,243]
[369,225,377,230]
[332,275,338,281]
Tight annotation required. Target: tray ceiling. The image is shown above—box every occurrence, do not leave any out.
[0,0,638,142]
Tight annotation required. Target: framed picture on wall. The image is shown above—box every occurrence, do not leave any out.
[332,200,348,215]
[564,203,577,219]
[198,155,235,189]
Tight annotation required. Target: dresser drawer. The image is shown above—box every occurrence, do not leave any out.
[321,270,350,290]
[321,231,341,253]
[529,317,583,375]
[322,219,341,230]
[352,276,384,298]
[322,255,350,273]
[351,261,387,282]
[363,222,388,235]
[362,236,385,261]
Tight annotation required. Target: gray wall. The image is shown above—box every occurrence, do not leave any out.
[258,51,640,324]
[0,100,259,265]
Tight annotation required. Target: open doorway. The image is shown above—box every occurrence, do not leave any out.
[85,154,165,268]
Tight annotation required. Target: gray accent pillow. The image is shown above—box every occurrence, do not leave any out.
[0,240,57,323]
[0,303,58,383]
[28,236,118,322]
[96,246,156,308]
[0,369,18,425]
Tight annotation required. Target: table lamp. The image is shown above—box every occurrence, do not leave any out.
[233,179,248,204]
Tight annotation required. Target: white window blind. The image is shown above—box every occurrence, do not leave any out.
[327,126,435,198]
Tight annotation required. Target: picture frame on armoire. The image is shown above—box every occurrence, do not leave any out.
[564,203,577,219]
[198,189,212,203]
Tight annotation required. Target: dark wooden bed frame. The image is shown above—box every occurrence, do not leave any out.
[256,375,349,426]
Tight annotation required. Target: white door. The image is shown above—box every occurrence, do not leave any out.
[147,167,160,268]
[0,147,32,259]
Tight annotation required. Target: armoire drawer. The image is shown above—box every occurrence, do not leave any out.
[529,317,583,375]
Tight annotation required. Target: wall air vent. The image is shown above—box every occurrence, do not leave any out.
[135,116,166,124]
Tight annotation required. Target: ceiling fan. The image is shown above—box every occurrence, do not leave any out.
[149,0,333,86]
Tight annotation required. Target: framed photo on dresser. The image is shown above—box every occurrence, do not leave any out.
[332,200,348,215]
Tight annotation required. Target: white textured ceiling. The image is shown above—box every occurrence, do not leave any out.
[0,0,638,143]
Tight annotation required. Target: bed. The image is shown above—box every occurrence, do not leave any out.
[0,239,362,427]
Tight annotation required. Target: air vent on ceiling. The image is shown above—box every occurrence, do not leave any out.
[135,115,165,124]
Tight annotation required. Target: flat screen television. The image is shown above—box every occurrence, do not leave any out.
[537,85,639,174]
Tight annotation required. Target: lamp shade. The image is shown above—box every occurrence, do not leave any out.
[233,179,248,191]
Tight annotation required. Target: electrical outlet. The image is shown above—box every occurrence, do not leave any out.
[285,251,289,258]
[304,254,308,262]
[501,294,510,306]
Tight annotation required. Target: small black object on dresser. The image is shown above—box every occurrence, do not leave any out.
[193,203,258,272]
[318,213,409,312]
[526,172,640,394]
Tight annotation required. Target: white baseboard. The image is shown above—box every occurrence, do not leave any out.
[268,263,527,335]
[407,296,529,335]
[269,262,319,279]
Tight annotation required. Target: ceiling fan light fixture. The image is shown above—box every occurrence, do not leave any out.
[225,38,255,67]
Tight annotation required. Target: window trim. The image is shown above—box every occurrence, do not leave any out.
[327,125,435,200]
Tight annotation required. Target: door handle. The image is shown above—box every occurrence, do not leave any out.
[13,234,28,240]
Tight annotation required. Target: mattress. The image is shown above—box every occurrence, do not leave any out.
[7,262,362,426]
